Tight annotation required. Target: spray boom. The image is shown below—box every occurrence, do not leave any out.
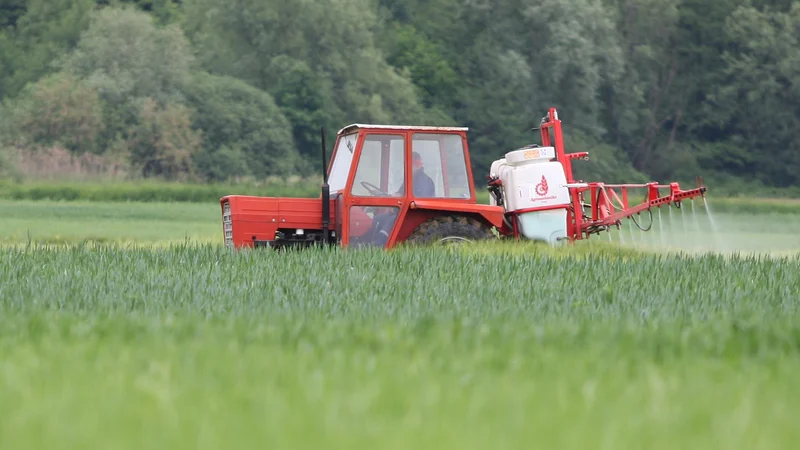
[488,108,708,243]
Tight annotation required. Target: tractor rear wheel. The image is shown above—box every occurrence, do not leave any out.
[404,215,494,246]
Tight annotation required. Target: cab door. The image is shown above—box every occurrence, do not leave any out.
[345,132,408,248]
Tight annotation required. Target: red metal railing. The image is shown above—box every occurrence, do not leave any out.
[538,108,707,242]
[564,182,706,240]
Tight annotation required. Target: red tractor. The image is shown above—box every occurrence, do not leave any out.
[220,108,706,249]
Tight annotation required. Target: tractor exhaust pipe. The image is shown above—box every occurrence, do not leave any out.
[320,127,331,244]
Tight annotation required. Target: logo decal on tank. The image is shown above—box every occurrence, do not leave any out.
[535,175,549,196]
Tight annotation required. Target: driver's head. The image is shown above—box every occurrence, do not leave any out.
[412,151,424,172]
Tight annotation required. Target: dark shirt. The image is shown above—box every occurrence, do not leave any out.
[397,169,436,197]
[413,169,435,197]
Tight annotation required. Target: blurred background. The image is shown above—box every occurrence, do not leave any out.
[0,0,797,198]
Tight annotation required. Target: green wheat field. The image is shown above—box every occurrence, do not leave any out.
[1,194,799,449]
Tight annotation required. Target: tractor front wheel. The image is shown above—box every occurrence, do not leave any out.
[404,215,494,246]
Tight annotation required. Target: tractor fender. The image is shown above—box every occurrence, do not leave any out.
[407,200,505,229]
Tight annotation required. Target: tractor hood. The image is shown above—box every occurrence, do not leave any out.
[220,195,338,248]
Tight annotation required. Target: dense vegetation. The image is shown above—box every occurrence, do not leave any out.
[1,244,798,448]
[1,0,798,192]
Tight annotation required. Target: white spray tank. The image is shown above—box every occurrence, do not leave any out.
[490,145,570,244]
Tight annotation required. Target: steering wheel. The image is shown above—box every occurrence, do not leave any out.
[360,181,389,197]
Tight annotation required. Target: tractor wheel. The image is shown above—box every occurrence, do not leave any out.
[404,215,494,246]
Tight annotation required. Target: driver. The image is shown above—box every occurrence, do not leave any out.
[373,151,435,243]
[396,151,435,197]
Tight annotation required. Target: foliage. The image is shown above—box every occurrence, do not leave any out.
[565,131,650,184]
[2,240,799,315]
[267,56,330,166]
[524,0,625,136]
[0,244,799,447]
[2,5,207,181]
[0,179,321,203]
[126,98,202,180]
[96,0,181,24]
[2,73,105,153]
[380,23,459,111]
[62,5,194,106]
[182,71,305,181]
[181,0,446,125]
[0,0,799,189]
[0,0,26,29]
[603,0,683,174]
[0,0,95,100]
[706,3,800,187]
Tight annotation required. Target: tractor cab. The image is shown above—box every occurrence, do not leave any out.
[327,124,488,248]
[219,123,506,250]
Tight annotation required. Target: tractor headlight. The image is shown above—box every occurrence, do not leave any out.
[222,201,233,247]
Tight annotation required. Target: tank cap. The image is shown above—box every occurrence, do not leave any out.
[505,146,555,165]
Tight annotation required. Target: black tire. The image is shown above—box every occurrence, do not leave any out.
[404,215,494,246]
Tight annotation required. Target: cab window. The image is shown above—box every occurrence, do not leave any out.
[350,134,405,197]
[328,133,358,194]
[411,134,471,198]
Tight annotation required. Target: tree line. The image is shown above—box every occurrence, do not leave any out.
[0,0,798,191]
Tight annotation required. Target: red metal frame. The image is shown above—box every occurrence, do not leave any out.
[341,128,500,248]
[220,108,707,248]
[495,107,707,242]
[220,124,505,249]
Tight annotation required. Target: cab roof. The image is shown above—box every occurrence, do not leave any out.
[337,123,469,135]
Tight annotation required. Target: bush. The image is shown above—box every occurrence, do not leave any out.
[565,131,650,184]
[127,98,203,181]
[62,5,194,106]
[183,71,306,182]
[3,72,105,153]
[0,179,322,203]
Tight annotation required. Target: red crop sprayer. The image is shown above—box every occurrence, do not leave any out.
[219,107,707,249]
[486,108,707,243]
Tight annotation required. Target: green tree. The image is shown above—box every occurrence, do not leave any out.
[267,56,329,167]
[705,3,800,187]
[455,40,537,174]
[0,0,27,29]
[521,0,625,137]
[0,0,796,191]
[380,23,459,111]
[62,5,194,106]
[181,0,439,128]
[670,0,744,141]
[182,71,304,181]
[60,5,196,155]
[96,0,180,24]
[127,97,202,180]
[602,0,686,178]
[0,0,94,101]
[4,72,105,153]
